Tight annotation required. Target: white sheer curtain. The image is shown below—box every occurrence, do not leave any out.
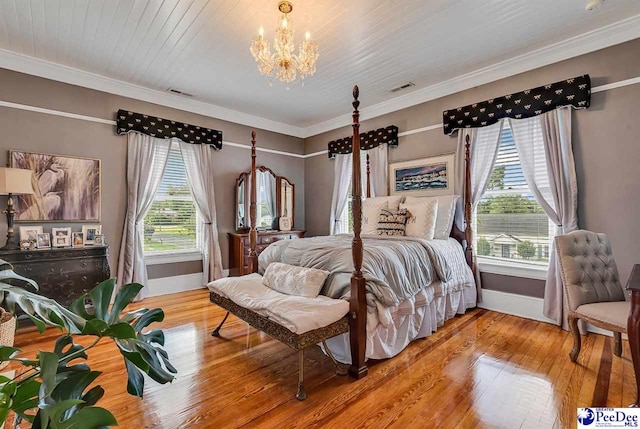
[179,141,224,284]
[117,133,171,300]
[330,154,352,235]
[509,107,577,329]
[454,121,504,298]
[367,144,388,197]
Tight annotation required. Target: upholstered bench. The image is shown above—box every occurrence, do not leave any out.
[208,273,350,400]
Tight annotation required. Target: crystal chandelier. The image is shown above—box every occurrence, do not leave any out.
[250,1,319,84]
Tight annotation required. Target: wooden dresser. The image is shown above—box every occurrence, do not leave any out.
[228,230,305,276]
[0,246,111,308]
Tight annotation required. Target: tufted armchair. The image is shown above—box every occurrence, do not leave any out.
[556,230,629,362]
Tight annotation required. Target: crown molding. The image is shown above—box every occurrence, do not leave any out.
[302,13,640,138]
[1,13,639,140]
[0,49,306,138]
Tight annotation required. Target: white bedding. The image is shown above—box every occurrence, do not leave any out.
[258,235,476,362]
[207,273,349,335]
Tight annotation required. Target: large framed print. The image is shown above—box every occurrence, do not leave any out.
[9,150,101,222]
[389,153,455,197]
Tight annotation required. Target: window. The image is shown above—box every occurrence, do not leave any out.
[143,143,201,255]
[475,123,553,266]
[336,152,367,234]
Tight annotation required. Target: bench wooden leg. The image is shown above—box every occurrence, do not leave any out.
[296,349,307,401]
[614,331,623,357]
[211,312,230,337]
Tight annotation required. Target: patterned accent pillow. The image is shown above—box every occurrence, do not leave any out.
[376,208,411,236]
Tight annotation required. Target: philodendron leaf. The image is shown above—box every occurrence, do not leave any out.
[108,282,144,324]
[124,359,145,397]
[54,406,117,429]
[0,345,20,361]
[106,322,137,339]
[0,263,38,290]
[88,279,116,321]
[38,351,61,407]
[1,284,85,333]
[12,379,41,422]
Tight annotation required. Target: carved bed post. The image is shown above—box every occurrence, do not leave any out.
[464,134,475,274]
[366,154,371,199]
[349,86,368,379]
[248,131,259,274]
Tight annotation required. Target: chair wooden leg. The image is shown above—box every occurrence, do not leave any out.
[569,314,582,363]
[614,331,623,357]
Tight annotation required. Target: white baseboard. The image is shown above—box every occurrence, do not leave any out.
[479,289,614,337]
[145,269,229,298]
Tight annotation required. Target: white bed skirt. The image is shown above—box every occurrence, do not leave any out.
[323,282,477,364]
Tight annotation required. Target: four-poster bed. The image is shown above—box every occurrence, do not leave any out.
[208,85,476,388]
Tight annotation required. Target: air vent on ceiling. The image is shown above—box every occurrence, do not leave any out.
[167,88,194,97]
[390,82,415,93]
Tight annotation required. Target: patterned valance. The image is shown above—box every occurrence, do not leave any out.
[328,125,398,159]
[116,109,223,148]
[442,75,591,135]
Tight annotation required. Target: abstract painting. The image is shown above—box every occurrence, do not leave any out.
[10,151,101,222]
[389,153,455,197]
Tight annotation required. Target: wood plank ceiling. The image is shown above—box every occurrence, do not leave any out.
[0,0,639,128]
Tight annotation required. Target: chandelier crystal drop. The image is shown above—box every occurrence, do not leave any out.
[250,1,319,84]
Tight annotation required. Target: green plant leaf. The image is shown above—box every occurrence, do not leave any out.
[12,379,41,420]
[132,308,165,333]
[124,359,145,397]
[0,345,20,361]
[106,322,137,339]
[69,295,93,320]
[55,405,117,429]
[38,351,62,407]
[81,319,109,336]
[108,283,143,323]
[88,279,116,321]
[80,386,104,407]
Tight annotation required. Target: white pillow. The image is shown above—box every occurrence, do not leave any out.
[405,195,459,239]
[364,195,403,212]
[400,199,438,240]
[262,262,330,298]
[362,199,388,234]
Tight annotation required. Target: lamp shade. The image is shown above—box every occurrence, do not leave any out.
[0,168,35,196]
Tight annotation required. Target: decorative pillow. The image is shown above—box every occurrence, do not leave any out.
[400,199,438,240]
[262,262,330,298]
[362,199,388,235]
[365,195,403,212]
[376,208,411,236]
[404,195,460,239]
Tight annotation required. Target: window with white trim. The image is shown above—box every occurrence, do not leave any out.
[475,122,554,266]
[143,142,201,255]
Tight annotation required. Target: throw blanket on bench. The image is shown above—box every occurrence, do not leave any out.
[208,273,349,334]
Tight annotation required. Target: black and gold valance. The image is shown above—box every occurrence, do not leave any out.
[328,125,398,159]
[116,109,223,148]
[442,75,591,135]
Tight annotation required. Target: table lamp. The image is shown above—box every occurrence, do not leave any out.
[0,167,35,250]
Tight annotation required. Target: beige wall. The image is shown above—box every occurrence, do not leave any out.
[0,69,305,276]
[304,38,640,294]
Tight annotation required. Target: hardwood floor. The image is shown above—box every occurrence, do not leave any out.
[12,289,636,429]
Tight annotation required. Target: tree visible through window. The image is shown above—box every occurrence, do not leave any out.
[475,123,553,264]
[143,143,200,254]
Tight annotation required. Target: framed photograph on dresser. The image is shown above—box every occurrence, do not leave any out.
[52,227,71,247]
[19,226,43,242]
[36,233,51,249]
[82,225,102,245]
[389,153,455,197]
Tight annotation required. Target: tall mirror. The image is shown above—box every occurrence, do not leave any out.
[235,166,294,231]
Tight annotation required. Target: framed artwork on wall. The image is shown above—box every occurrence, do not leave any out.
[9,150,101,222]
[389,153,455,197]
